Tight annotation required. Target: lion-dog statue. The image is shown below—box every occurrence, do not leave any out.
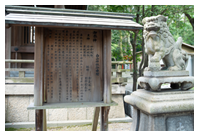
[142,15,189,71]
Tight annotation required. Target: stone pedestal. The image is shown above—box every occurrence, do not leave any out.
[138,71,194,91]
[124,89,194,131]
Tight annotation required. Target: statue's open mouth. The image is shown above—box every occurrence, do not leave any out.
[148,30,157,37]
[145,24,160,39]
[146,26,160,32]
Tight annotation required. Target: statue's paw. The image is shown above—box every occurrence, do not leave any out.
[150,55,160,62]
[144,66,160,71]
[168,66,180,71]
[161,67,168,70]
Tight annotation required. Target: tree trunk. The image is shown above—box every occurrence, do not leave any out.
[118,30,124,61]
[131,6,140,91]
[184,13,194,31]
[131,31,139,91]
[151,5,155,16]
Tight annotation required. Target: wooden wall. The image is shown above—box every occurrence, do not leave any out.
[10,26,35,68]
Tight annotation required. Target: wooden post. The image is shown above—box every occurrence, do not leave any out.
[34,27,44,106]
[43,109,47,131]
[102,30,112,103]
[100,106,110,131]
[5,26,11,77]
[102,30,111,131]
[35,110,43,131]
[131,30,139,91]
[92,107,100,131]
[34,27,45,131]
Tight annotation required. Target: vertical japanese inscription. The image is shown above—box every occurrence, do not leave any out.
[96,54,100,76]
[45,29,102,103]
[69,31,72,101]
[65,30,69,101]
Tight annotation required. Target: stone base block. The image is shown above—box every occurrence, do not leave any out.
[112,84,126,94]
[124,90,133,117]
[124,89,194,131]
[109,94,125,118]
[131,107,194,131]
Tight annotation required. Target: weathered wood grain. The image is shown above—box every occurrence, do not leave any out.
[43,109,47,131]
[27,101,117,110]
[5,27,11,77]
[11,46,35,53]
[11,26,22,47]
[103,30,111,103]
[100,106,110,131]
[35,109,43,131]
[92,107,100,131]
[34,27,44,106]
[44,28,103,103]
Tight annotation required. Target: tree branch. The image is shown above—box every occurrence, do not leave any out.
[184,12,194,31]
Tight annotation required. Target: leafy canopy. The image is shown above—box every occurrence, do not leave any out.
[88,5,194,61]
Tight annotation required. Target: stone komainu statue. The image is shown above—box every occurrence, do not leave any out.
[142,15,189,71]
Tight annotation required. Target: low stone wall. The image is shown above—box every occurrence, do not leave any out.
[5,84,125,123]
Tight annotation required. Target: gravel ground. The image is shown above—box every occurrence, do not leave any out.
[46,122,132,131]
[6,122,132,131]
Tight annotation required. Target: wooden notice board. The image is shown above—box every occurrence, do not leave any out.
[44,28,103,103]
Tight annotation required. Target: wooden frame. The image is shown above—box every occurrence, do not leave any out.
[30,27,115,131]
[32,28,113,106]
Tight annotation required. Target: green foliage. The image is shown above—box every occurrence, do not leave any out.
[5,127,33,131]
[5,128,18,131]
[88,5,194,61]
[111,43,123,61]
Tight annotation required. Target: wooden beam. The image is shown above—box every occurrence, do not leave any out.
[102,30,111,103]
[92,107,100,131]
[11,46,35,53]
[6,21,142,31]
[5,59,34,63]
[100,106,110,131]
[27,101,117,110]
